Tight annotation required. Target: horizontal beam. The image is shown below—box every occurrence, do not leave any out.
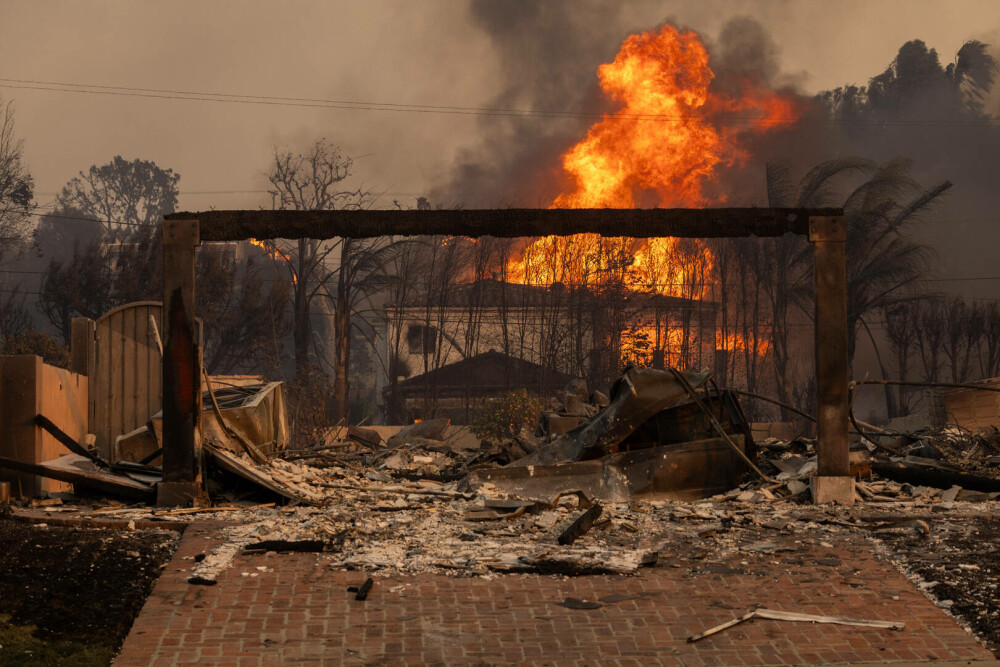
[166,208,843,242]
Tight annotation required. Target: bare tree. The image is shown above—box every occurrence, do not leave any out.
[883,301,919,415]
[380,237,425,422]
[199,249,292,375]
[978,302,1000,379]
[38,238,113,343]
[265,140,372,377]
[0,286,30,342]
[0,99,34,262]
[914,299,947,383]
[266,139,405,422]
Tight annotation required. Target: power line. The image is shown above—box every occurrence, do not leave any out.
[33,189,427,197]
[0,76,802,123]
[4,76,1000,127]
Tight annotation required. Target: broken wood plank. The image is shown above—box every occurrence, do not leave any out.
[688,611,756,642]
[347,425,382,447]
[464,506,528,521]
[0,454,155,501]
[316,482,473,499]
[754,608,905,629]
[688,608,905,642]
[203,442,318,505]
[153,503,275,516]
[558,504,603,545]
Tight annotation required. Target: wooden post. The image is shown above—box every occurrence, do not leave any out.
[157,219,204,506]
[70,318,95,377]
[809,216,853,504]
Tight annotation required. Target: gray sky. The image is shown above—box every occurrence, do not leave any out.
[1,0,999,213]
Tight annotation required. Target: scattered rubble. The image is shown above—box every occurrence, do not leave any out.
[10,363,1000,658]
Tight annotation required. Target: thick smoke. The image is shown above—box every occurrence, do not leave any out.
[429,1,631,207]
[432,9,827,209]
[437,9,1000,302]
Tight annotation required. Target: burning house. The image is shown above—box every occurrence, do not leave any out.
[380,277,718,422]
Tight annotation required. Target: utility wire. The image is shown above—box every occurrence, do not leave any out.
[4,76,1000,127]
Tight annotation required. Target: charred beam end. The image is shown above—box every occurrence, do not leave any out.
[167,208,843,242]
[558,504,603,546]
[354,577,374,601]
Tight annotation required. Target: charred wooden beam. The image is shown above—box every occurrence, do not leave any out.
[354,577,374,601]
[243,539,330,553]
[809,216,853,504]
[158,219,204,507]
[32,414,106,468]
[166,207,843,242]
[872,461,1000,493]
[558,504,603,545]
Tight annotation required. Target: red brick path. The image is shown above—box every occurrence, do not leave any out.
[115,523,997,666]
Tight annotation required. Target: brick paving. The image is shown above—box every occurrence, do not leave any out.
[115,522,998,666]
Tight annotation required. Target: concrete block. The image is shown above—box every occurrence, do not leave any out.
[811,475,855,505]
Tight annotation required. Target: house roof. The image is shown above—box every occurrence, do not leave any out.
[396,350,576,398]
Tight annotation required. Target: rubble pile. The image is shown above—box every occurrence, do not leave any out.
[923,427,1000,478]
[284,419,502,483]
[535,378,609,442]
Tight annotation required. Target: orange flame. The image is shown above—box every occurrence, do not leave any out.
[508,24,795,360]
[553,24,796,209]
[250,238,298,284]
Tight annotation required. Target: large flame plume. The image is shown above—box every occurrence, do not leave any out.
[504,23,799,369]
[509,24,799,302]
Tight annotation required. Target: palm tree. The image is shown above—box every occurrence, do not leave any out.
[753,157,874,414]
[840,159,950,365]
[756,158,949,414]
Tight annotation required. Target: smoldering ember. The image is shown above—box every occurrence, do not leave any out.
[5,4,1000,667]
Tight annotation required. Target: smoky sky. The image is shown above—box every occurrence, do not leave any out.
[427,2,1000,302]
[428,0,624,208]
[2,0,1000,290]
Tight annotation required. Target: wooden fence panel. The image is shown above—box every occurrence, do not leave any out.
[91,302,165,460]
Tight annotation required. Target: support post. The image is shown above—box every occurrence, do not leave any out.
[809,216,854,505]
[157,219,204,507]
[70,317,95,377]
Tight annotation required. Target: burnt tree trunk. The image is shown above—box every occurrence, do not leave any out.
[293,238,312,377]
[332,243,352,423]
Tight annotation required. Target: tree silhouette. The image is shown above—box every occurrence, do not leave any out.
[0,99,34,262]
[55,156,179,243]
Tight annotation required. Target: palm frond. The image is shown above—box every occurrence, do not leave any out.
[793,157,876,207]
[765,163,793,208]
[891,181,952,227]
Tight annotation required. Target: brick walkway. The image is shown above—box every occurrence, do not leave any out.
[115,523,998,666]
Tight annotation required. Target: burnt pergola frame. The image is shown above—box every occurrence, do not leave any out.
[158,208,852,506]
